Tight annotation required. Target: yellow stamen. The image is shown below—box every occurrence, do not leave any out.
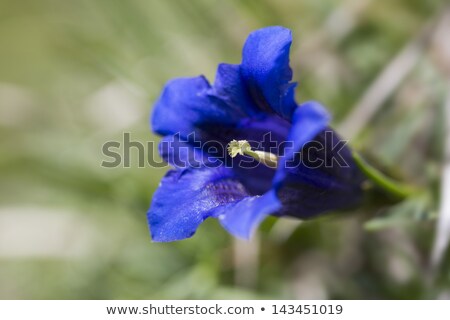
[227,139,278,169]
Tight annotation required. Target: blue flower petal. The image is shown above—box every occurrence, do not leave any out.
[148,165,282,241]
[148,166,249,242]
[151,76,239,138]
[213,189,281,240]
[241,26,297,119]
[277,178,363,219]
[273,101,331,190]
[212,63,261,118]
[272,102,364,218]
[153,62,268,140]
[232,162,275,196]
[158,134,223,169]
[275,132,365,218]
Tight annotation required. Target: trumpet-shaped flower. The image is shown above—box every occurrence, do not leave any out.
[148,26,364,242]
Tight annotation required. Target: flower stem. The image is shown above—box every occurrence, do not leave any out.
[352,152,417,199]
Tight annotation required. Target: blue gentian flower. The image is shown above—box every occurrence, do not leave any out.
[148,26,364,242]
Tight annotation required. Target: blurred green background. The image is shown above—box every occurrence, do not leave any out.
[1,0,449,299]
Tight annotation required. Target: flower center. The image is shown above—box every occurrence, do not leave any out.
[227,139,278,169]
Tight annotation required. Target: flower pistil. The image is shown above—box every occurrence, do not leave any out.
[227,139,278,168]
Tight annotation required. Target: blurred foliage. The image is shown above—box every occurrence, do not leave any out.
[0,0,449,299]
